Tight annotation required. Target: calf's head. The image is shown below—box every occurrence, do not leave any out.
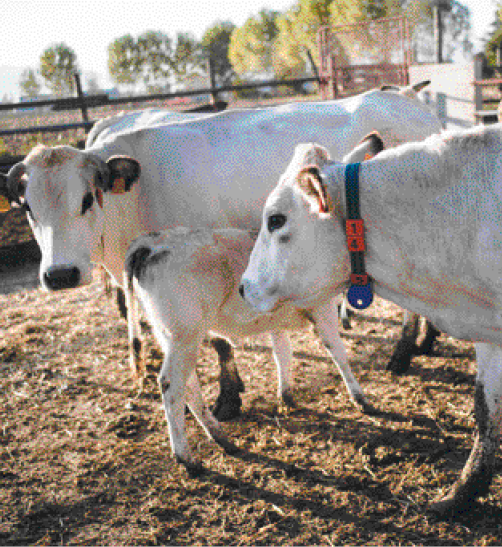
[4,145,140,291]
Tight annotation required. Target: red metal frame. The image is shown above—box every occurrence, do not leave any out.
[318,16,411,100]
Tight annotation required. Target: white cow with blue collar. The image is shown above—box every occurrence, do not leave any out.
[240,123,502,515]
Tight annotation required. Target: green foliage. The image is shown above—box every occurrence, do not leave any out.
[172,32,202,84]
[39,43,78,96]
[229,10,280,75]
[484,4,502,65]
[137,31,172,92]
[19,68,42,98]
[108,34,142,91]
[201,21,236,86]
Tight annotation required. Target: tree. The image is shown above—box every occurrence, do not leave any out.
[40,43,78,96]
[108,34,141,92]
[272,0,333,81]
[201,21,236,86]
[172,32,202,85]
[483,3,502,65]
[19,68,42,98]
[229,9,280,76]
[137,31,172,93]
[406,0,471,62]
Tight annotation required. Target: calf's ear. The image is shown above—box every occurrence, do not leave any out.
[297,165,331,214]
[106,156,141,194]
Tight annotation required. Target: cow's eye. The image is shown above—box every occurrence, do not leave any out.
[81,192,94,215]
[267,214,287,233]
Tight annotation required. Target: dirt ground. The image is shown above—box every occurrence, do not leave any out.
[1,236,502,546]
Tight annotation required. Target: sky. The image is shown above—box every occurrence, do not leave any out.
[0,0,499,100]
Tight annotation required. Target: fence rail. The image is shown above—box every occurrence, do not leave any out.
[0,74,320,139]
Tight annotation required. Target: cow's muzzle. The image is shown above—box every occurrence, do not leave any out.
[43,266,81,290]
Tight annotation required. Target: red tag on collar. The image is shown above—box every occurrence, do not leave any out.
[346,219,365,252]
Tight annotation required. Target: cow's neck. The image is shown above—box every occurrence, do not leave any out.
[97,191,144,286]
[337,153,496,340]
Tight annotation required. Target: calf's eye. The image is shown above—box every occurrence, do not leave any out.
[267,213,287,233]
[81,192,94,215]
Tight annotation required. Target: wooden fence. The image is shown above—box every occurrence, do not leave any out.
[0,73,320,139]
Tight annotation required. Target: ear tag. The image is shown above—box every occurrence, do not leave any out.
[96,188,104,208]
[111,178,126,194]
[364,153,372,161]
[0,195,10,213]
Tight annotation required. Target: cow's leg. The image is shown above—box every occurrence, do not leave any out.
[416,318,441,356]
[123,273,144,389]
[387,312,440,374]
[386,310,420,374]
[185,371,239,456]
[211,338,245,422]
[158,335,203,476]
[430,342,502,515]
[311,298,373,413]
[270,330,296,407]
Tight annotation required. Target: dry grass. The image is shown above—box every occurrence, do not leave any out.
[1,262,502,545]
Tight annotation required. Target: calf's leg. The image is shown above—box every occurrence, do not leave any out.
[158,336,203,475]
[185,371,239,456]
[430,342,502,515]
[211,338,245,422]
[270,330,296,407]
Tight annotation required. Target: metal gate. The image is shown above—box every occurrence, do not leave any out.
[318,16,411,99]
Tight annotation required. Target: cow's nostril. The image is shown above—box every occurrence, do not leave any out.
[43,266,81,290]
[238,284,245,299]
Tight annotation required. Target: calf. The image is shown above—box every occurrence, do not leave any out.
[241,124,502,514]
[124,226,365,474]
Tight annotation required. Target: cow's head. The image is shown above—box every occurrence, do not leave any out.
[366,80,441,148]
[3,145,140,291]
[240,133,383,312]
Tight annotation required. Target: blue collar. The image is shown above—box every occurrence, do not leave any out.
[344,163,373,310]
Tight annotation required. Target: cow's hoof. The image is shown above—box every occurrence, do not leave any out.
[212,396,242,422]
[214,434,240,455]
[281,388,298,408]
[352,393,378,415]
[176,455,205,478]
[359,400,379,416]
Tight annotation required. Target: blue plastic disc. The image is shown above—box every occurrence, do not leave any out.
[347,283,374,310]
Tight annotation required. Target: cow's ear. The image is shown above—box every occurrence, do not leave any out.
[106,156,141,194]
[297,165,331,214]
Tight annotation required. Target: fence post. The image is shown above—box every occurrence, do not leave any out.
[73,72,89,124]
